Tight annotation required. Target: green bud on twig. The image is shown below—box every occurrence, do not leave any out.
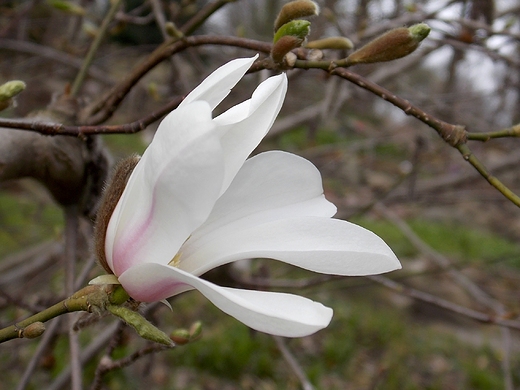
[0,80,26,101]
[272,19,311,64]
[170,329,190,345]
[189,321,202,340]
[306,36,354,50]
[274,0,319,32]
[0,80,26,112]
[107,304,174,346]
[274,19,311,44]
[108,285,130,305]
[165,22,183,38]
[346,23,430,65]
[170,321,202,345]
[22,322,46,339]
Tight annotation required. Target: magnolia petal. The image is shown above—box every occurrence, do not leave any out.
[213,74,288,193]
[180,55,258,111]
[183,151,337,270]
[106,101,226,275]
[119,263,333,337]
[180,216,401,276]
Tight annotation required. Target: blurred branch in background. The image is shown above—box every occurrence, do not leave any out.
[1,0,520,389]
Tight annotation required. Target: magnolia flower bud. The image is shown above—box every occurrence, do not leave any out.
[272,19,311,64]
[306,36,354,50]
[271,35,304,64]
[0,80,26,101]
[0,80,26,111]
[170,329,190,345]
[273,19,311,44]
[274,0,319,32]
[107,304,175,346]
[346,23,430,65]
[22,322,46,339]
[94,155,141,274]
[170,321,202,345]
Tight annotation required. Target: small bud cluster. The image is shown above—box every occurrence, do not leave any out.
[170,321,203,345]
[271,0,319,64]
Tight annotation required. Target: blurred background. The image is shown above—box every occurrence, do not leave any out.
[1,0,520,389]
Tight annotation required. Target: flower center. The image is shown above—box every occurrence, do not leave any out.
[168,252,182,267]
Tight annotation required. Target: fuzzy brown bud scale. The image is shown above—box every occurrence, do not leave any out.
[94,155,141,274]
[346,23,430,65]
[274,0,319,32]
[306,36,354,50]
[271,35,304,64]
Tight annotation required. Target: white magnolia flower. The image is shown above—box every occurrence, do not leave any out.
[94,56,401,337]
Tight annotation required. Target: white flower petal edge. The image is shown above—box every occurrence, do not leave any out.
[180,55,258,111]
[187,151,337,244]
[213,74,288,193]
[176,151,400,276]
[105,101,225,275]
[118,262,333,337]
[181,217,400,277]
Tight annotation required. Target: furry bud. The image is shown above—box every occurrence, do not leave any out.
[274,0,319,32]
[94,155,141,273]
[306,36,354,50]
[346,23,430,65]
[271,35,304,64]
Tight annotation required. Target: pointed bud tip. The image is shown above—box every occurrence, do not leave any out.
[408,23,430,41]
[189,321,203,340]
[274,0,319,32]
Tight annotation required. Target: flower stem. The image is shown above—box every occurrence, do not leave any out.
[0,285,123,343]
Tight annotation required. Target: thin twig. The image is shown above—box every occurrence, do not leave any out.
[273,336,315,390]
[81,35,271,125]
[180,0,236,35]
[329,67,520,207]
[64,207,81,390]
[90,343,172,390]
[374,203,514,387]
[48,322,121,390]
[367,275,520,330]
[70,0,123,97]
[16,318,62,390]
[0,39,114,84]
[467,124,520,141]
[0,96,182,136]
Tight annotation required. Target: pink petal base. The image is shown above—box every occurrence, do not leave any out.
[119,263,333,337]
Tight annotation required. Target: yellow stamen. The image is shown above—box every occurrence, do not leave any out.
[169,252,182,267]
